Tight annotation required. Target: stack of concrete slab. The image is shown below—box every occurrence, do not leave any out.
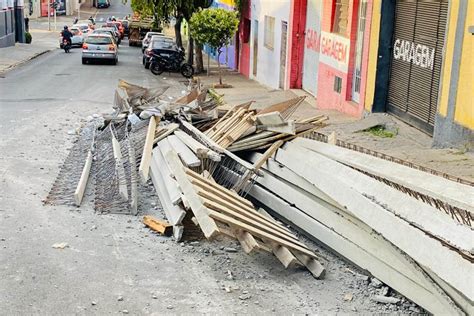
[246,138,474,315]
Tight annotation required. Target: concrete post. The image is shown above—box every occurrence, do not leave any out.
[14,0,25,43]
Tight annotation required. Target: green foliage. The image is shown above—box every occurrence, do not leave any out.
[189,8,239,53]
[25,32,32,44]
[129,0,212,22]
[364,125,397,138]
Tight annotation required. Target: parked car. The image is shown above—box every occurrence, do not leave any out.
[59,26,85,48]
[97,0,110,8]
[99,26,121,44]
[91,29,118,46]
[118,19,129,37]
[82,34,118,65]
[141,32,165,52]
[142,37,178,69]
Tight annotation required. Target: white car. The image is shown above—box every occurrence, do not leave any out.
[59,26,85,48]
[142,32,164,52]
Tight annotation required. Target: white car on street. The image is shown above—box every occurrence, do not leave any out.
[59,26,85,48]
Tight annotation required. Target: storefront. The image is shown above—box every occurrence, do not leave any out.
[301,0,322,96]
[385,0,448,134]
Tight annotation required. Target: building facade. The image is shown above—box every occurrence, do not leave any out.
[364,0,473,148]
[1,0,25,48]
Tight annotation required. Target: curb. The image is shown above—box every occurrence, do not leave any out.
[0,49,53,76]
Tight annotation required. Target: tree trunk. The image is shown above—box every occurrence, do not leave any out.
[187,33,194,65]
[195,42,204,74]
[174,16,183,49]
[217,49,222,85]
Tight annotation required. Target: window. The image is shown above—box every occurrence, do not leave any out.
[264,15,275,50]
[243,18,251,44]
[334,76,342,93]
[332,0,349,36]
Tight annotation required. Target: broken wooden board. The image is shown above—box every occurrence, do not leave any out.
[153,123,179,144]
[248,184,463,315]
[276,144,474,303]
[139,116,157,184]
[143,215,173,236]
[153,144,181,205]
[256,111,296,135]
[257,96,305,119]
[292,138,474,217]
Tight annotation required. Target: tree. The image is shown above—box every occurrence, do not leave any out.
[190,8,239,85]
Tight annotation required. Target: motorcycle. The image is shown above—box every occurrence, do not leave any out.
[149,48,194,78]
[63,38,71,53]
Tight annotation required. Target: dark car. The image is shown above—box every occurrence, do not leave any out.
[142,37,178,69]
[97,0,110,8]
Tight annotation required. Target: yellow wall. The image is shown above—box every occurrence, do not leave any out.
[453,1,474,129]
[364,0,381,112]
[438,0,460,117]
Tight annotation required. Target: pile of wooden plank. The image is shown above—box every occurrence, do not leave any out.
[245,138,474,315]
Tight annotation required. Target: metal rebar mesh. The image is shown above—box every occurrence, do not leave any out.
[44,122,97,206]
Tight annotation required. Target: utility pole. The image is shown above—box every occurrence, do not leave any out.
[78,0,80,20]
[48,0,51,31]
[54,5,56,31]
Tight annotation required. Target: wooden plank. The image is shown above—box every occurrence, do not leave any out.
[185,168,254,208]
[167,135,201,167]
[149,155,186,226]
[111,131,128,201]
[208,209,321,260]
[139,116,157,184]
[249,184,463,315]
[257,208,300,269]
[153,123,179,144]
[234,229,260,254]
[165,150,220,239]
[74,150,92,206]
[143,215,172,236]
[292,138,474,215]
[201,198,301,244]
[277,145,474,302]
[257,96,305,119]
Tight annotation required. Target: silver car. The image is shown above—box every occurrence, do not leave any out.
[59,26,86,48]
[82,34,118,65]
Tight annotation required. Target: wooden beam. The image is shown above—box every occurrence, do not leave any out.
[143,215,172,236]
[208,209,321,260]
[174,130,221,161]
[152,145,181,205]
[165,150,220,239]
[139,116,157,184]
[234,229,260,254]
[74,150,92,206]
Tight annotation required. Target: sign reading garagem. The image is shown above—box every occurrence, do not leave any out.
[393,39,435,70]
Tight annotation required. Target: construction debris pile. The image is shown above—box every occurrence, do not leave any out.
[45,80,473,315]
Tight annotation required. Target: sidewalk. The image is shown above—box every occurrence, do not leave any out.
[196,61,474,182]
[0,29,58,75]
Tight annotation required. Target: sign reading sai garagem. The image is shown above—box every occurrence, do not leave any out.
[393,39,435,70]
[319,31,350,73]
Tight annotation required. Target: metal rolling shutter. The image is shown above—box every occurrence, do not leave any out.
[387,0,448,134]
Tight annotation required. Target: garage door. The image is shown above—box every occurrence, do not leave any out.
[386,0,448,134]
[302,0,322,96]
